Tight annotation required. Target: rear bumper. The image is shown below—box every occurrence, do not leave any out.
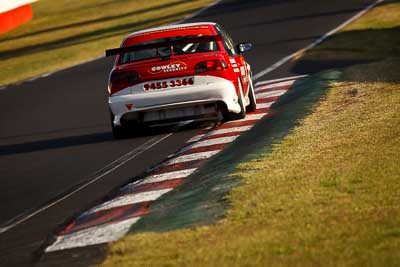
[108,75,240,126]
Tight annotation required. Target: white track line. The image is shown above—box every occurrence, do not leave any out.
[45,217,140,252]
[252,0,385,81]
[0,133,174,234]
[256,89,287,99]
[164,150,220,165]
[255,80,295,92]
[85,189,172,215]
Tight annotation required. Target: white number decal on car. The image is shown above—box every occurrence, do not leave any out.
[144,77,194,91]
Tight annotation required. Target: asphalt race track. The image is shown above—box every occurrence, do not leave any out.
[0,0,376,265]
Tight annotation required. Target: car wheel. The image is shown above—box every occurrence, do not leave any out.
[246,78,257,112]
[110,111,129,139]
[224,78,246,121]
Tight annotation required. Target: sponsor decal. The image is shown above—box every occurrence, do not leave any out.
[149,61,188,74]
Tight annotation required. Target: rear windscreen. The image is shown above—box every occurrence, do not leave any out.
[119,35,220,64]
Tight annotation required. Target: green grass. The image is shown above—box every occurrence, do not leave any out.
[299,1,400,63]
[0,0,214,86]
[100,1,400,266]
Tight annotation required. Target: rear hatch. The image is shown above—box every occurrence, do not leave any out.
[118,53,224,83]
[107,35,230,95]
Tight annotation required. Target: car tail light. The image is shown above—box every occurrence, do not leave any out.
[108,71,139,95]
[195,59,228,73]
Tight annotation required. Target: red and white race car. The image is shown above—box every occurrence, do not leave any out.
[106,22,256,138]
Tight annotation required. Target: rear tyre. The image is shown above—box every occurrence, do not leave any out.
[246,78,257,112]
[223,79,246,121]
[110,111,129,139]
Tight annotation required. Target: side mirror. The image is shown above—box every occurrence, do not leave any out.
[237,42,253,53]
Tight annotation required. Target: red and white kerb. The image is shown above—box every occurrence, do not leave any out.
[45,76,304,252]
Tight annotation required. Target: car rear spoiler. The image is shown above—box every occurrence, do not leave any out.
[105,35,222,57]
